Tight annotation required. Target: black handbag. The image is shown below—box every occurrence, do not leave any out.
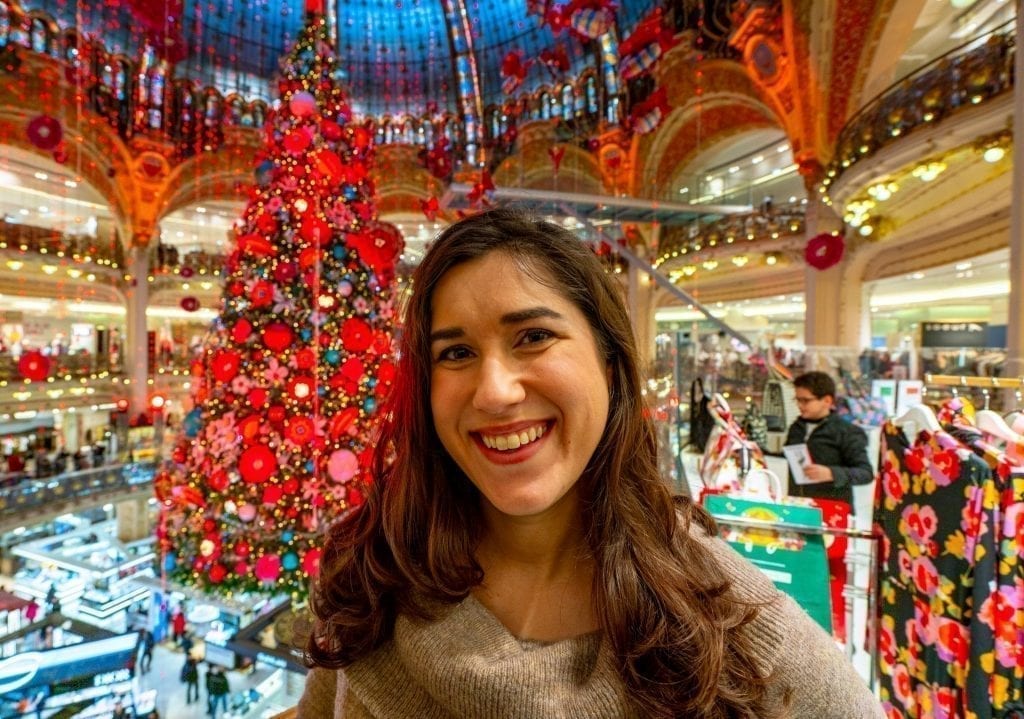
[688,378,715,452]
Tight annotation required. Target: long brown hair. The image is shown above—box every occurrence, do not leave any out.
[308,208,782,718]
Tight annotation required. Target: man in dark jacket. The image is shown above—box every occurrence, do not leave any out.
[784,371,873,510]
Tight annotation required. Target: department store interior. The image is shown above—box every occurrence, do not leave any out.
[0,0,1022,716]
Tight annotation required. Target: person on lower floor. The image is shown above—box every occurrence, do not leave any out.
[182,656,200,704]
[206,665,230,718]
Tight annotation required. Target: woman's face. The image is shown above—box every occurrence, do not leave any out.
[429,251,610,523]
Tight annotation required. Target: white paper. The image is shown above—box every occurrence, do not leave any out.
[783,443,814,485]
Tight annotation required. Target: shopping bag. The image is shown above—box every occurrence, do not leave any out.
[702,494,832,634]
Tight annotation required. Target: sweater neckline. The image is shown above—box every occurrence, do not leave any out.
[462,591,603,648]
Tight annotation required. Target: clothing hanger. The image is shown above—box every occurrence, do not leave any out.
[975,409,1024,445]
[707,392,732,429]
[893,404,941,438]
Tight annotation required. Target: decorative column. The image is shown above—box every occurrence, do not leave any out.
[1005,0,1024,381]
[124,243,151,416]
[627,263,658,371]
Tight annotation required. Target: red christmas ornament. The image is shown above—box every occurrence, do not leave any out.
[249,280,275,308]
[208,563,227,584]
[295,348,317,369]
[255,554,282,582]
[26,115,63,151]
[805,233,845,270]
[268,405,287,424]
[180,266,195,279]
[341,317,374,352]
[180,296,200,312]
[262,322,294,352]
[208,470,229,492]
[248,386,268,408]
[321,119,343,141]
[255,212,278,234]
[300,215,333,246]
[282,477,300,495]
[285,416,315,445]
[349,126,372,150]
[239,445,277,484]
[18,351,50,381]
[262,485,283,505]
[211,350,242,382]
[283,129,312,154]
[232,318,253,343]
[302,547,322,576]
[312,148,345,185]
[273,261,298,283]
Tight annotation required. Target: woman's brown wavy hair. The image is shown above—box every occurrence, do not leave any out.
[308,208,783,718]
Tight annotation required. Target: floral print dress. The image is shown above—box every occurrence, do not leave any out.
[875,422,1001,718]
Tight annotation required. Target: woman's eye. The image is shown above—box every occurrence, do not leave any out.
[436,345,472,362]
[521,328,554,345]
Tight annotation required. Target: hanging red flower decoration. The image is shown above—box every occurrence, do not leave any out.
[249,280,275,308]
[341,317,374,352]
[255,212,278,234]
[208,564,227,584]
[420,196,440,221]
[262,322,294,352]
[273,261,298,283]
[180,296,200,312]
[237,232,275,257]
[262,485,283,505]
[311,148,344,185]
[26,115,63,151]
[804,232,845,270]
[283,129,312,155]
[328,406,360,439]
[548,146,566,173]
[320,119,343,141]
[285,416,315,445]
[347,223,403,274]
[211,350,242,382]
[238,445,277,484]
[18,351,50,382]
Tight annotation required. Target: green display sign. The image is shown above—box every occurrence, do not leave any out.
[703,495,832,633]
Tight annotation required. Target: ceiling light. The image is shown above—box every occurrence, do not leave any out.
[196,206,207,213]
[64,180,77,188]
[728,166,739,174]
[912,161,946,182]
[751,155,764,164]
[34,172,48,181]
[859,224,874,236]
[38,206,49,213]
[67,268,82,278]
[983,146,1005,163]
[41,264,58,274]
[5,260,23,270]
[955,262,972,271]
[776,144,789,153]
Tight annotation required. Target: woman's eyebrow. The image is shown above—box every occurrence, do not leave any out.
[429,307,565,344]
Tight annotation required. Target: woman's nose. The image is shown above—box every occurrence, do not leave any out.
[472,355,526,412]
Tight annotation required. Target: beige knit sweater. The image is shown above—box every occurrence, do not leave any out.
[298,531,884,718]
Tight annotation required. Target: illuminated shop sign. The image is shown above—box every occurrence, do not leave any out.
[0,634,138,694]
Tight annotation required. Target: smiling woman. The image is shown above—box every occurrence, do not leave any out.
[301,208,883,719]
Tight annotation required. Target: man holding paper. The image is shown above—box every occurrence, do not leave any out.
[784,372,873,512]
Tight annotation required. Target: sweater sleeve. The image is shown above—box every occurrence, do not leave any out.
[297,668,340,718]
[829,422,873,488]
[701,533,884,718]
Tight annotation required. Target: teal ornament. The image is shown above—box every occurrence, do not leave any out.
[163,554,177,572]
[364,397,377,413]
[183,408,203,438]
[305,460,315,472]
[332,245,346,260]
[300,328,312,341]
[318,386,326,396]
[325,349,340,365]
[282,531,294,543]
[342,185,358,201]
[282,552,299,571]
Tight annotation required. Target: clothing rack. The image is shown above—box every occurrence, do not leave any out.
[924,373,1024,389]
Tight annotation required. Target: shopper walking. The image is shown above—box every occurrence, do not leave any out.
[171,607,186,645]
[138,628,154,674]
[206,665,230,718]
[181,656,200,704]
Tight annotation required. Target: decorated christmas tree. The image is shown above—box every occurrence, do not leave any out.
[157,10,402,602]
